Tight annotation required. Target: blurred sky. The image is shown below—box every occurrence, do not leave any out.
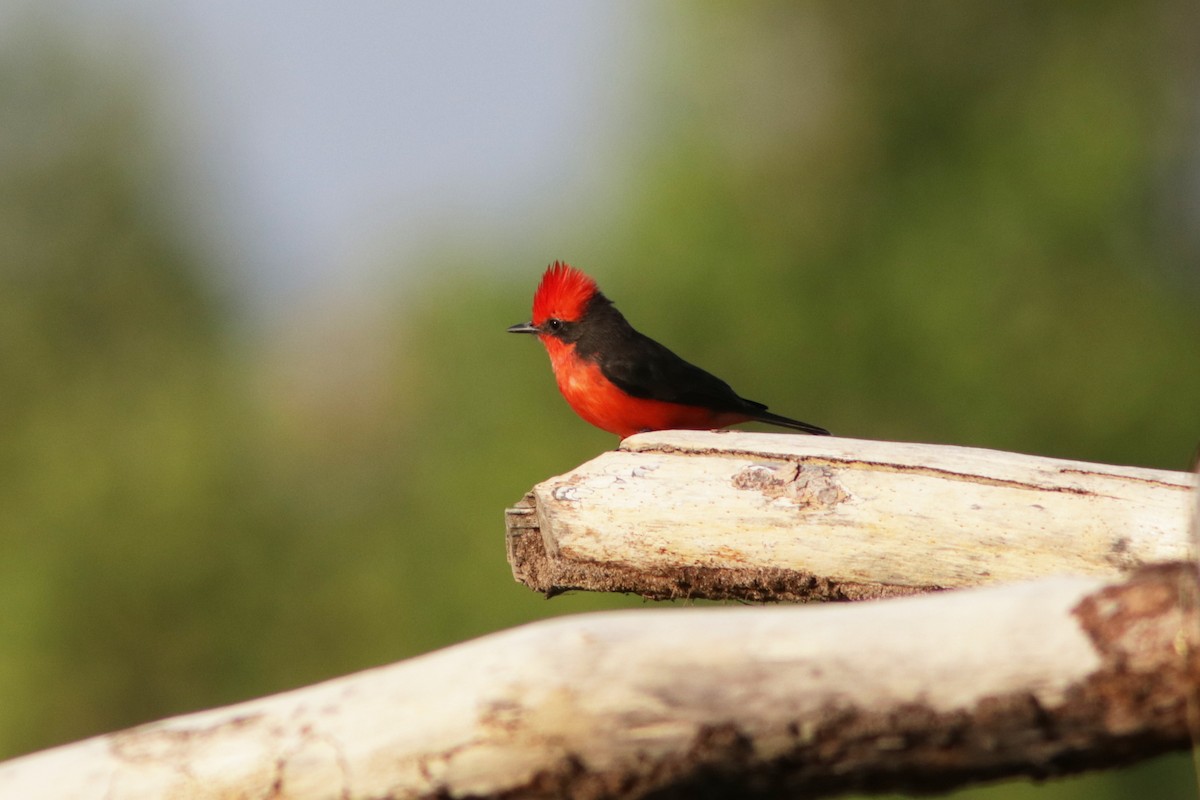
[7,0,649,315]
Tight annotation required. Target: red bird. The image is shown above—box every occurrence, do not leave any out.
[508,262,830,439]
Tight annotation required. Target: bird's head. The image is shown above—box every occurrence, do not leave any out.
[507,261,599,340]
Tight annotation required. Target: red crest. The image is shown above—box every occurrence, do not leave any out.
[532,261,598,324]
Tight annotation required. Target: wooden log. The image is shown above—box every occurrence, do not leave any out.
[2,564,1199,799]
[506,431,1196,601]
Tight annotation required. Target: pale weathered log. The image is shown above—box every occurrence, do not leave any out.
[2,564,1199,799]
[506,431,1197,601]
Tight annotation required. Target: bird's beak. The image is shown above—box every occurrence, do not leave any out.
[507,322,538,334]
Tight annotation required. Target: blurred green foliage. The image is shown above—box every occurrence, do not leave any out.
[2,3,1199,798]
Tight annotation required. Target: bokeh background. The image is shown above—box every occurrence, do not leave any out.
[2,2,1199,797]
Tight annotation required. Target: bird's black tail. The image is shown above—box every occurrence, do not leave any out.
[751,410,831,436]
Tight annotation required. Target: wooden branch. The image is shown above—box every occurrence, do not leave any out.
[506,431,1197,601]
[3,564,1200,799]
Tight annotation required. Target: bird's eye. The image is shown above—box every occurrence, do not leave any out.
[546,318,563,332]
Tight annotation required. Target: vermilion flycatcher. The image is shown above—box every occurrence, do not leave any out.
[508,262,829,439]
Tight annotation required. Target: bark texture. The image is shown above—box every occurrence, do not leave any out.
[3,565,1199,799]
[507,431,1194,601]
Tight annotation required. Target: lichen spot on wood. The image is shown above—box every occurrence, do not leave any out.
[552,485,587,502]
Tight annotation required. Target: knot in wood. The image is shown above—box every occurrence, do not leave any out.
[731,462,848,509]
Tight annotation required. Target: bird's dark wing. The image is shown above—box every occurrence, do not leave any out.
[572,299,829,434]
[595,327,754,413]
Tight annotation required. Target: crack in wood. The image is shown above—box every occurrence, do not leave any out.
[633,443,1114,496]
[624,440,1194,497]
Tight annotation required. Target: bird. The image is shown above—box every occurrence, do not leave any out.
[508,261,830,439]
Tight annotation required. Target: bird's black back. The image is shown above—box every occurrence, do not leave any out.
[572,294,764,414]
[541,291,829,435]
